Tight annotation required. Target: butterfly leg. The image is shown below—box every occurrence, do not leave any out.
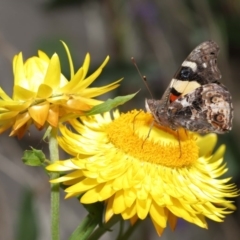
[184,129,188,137]
[141,120,155,148]
[176,129,182,158]
[132,110,142,133]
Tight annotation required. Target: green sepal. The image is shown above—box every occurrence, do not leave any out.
[15,189,38,240]
[22,147,46,166]
[43,125,52,140]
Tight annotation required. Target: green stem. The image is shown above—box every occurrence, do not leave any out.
[49,127,60,240]
[119,220,141,240]
[88,215,121,240]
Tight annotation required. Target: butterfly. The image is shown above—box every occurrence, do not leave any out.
[145,40,233,134]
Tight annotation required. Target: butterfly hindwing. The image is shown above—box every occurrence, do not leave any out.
[168,83,233,133]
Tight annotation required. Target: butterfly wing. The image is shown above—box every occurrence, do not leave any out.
[167,41,221,104]
[146,41,233,134]
[168,83,233,133]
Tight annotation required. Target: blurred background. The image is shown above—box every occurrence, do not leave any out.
[0,0,240,239]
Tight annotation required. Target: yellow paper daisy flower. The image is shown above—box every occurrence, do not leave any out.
[0,42,121,138]
[47,110,239,236]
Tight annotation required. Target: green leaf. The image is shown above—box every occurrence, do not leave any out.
[83,202,104,224]
[22,148,46,166]
[87,215,122,240]
[69,203,104,240]
[85,92,138,116]
[15,188,38,240]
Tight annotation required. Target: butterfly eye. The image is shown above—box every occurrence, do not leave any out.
[180,67,192,79]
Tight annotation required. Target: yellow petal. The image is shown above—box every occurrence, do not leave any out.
[149,202,167,228]
[13,85,36,101]
[60,67,83,93]
[81,184,103,203]
[64,99,91,111]
[122,204,137,220]
[0,88,13,101]
[0,101,31,111]
[67,178,99,194]
[197,134,217,157]
[129,215,138,225]
[98,181,115,201]
[38,50,50,62]
[79,79,122,98]
[168,210,178,230]
[51,170,84,183]
[113,190,127,214]
[13,111,31,131]
[47,160,79,172]
[136,198,151,219]
[37,84,53,98]
[0,111,19,120]
[0,121,14,134]
[10,119,32,139]
[28,102,49,126]
[78,56,109,90]
[150,216,165,236]
[61,41,74,79]
[13,53,25,86]
[105,197,114,222]
[43,54,61,89]
[81,53,90,80]
[47,105,59,127]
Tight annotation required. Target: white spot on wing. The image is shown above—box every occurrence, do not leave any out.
[182,60,197,72]
[169,79,177,88]
[202,62,207,68]
[172,80,201,95]
[176,97,190,107]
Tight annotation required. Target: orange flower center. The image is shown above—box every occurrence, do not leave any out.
[106,110,199,168]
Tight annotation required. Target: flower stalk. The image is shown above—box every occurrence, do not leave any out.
[49,127,60,240]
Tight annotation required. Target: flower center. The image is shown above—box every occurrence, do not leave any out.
[106,110,199,168]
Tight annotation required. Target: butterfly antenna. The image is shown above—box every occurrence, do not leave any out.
[131,57,154,99]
